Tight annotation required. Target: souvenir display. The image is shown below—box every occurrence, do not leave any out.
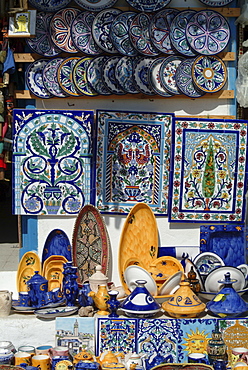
[186,10,230,55]
[57,57,82,96]
[26,59,53,99]
[192,55,227,93]
[71,12,103,55]
[102,56,126,95]
[159,55,185,95]
[74,0,117,11]
[92,8,122,54]
[115,56,140,94]
[170,10,197,57]
[86,56,112,95]
[149,9,179,54]
[50,8,81,53]
[175,58,205,98]
[42,58,68,98]
[26,12,61,57]
[133,57,156,95]
[148,57,173,97]
[28,0,71,11]
[72,57,98,96]
[199,0,234,7]
[125,0,171,13]
[110,12,138,56]
[129,13,160,56]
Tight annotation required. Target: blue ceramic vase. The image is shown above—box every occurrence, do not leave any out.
[78,282,94,307]
[107,290,120,318]
[63,262,79,306]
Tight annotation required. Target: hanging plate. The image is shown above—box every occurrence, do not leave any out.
[175,58,206,98]
[133,57,156,95]
[26,59,53,99]
[148,57,173,97]
[110,12,138,56]
[125,0,171,13]
[29,0,71,12]
[159,55,185,95]
[57,57,82,96]
[198,0,234,6]
[102,56,126,95]
[43,58,68,98]
[72,57,98,96]
[115,56,140,94]
[74,0,117,12]
[86,56,112,95]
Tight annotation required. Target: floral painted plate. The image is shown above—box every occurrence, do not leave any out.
[26,59,53,99]
[102,56,126,95]
[57,57,82,96]
[110,12,138,56]
[133,57,156,95]
[86,56,112,95]
[199,0,234,6]
[115,56,140,94]
[125,0,171,12]
[129,13,160,56]
[72,57,98,96]
[50,8,81,53]
[71,12,102,55]
[159,55,185,95]
[74,0,117,11]
[43,58,68,98]
[26,12,61,57]
[148,57,172,97]
[149,9,179,55]
[170,10,197,57]
[175,58,206,98]
[28,0,71,12]
[186,10,231,56]
[192,55,227,93]
[92,8,122,54]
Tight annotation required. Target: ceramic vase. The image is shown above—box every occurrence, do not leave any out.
[107,290,120,318]
[63,263,79,306]
[207,322,228,364]
[0,290,12,317]
[88,284,110,315]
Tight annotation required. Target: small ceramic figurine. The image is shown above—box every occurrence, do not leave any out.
[88,284,110,315]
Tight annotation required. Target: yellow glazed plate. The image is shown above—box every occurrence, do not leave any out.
[17,267,36,292]
[16,252,41,292]
[118,203,158,293]
[149,256,184,277]
[55,360,73,370]
[42,255,68,276]
[44,266,64,289]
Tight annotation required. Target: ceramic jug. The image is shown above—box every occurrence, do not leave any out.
[27,271,48,307]
[88,284,110,315]
[0,290,12,317]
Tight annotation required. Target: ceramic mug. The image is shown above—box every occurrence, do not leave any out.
[51,288,63,303]
[35,346,53,356]
[188,353,208,364]
[19,292,31,307]
[232,348,248,368]
[14,351,32,365]
[49,347,69,358]
[32,354,51,370]
[18,346,35,355]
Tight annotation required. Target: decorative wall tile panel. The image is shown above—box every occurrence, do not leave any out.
[13,109,94,215]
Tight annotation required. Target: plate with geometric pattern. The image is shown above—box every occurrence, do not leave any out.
[29,0,71,12]
[26,59,53,99]
[74,0,117,11]
[57,57,82,96]
[125,0,171,12]
[43,58,68,98]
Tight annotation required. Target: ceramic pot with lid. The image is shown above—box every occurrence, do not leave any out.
[27,271,48,307]
[89,265,108,292]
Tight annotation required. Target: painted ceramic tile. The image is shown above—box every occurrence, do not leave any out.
[169,118,248,223]
[12,109,94,215]
[56,317,95,355]
[96,318,137,355]
[95,110,174,215]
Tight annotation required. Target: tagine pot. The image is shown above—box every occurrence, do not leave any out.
[162,280,206,318]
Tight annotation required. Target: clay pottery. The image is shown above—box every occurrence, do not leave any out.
[162,280,206,318]
[89,265,108,292]
[0,290,12,317]
[88,284,110,315]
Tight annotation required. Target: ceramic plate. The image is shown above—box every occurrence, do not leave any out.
[44,266,64,289]
[133,57,156,95]
[159,55,185,95]
[43,58,68,98]
[175,58,206,98]
[50,8,81,53]
[124,265,158,296]
[17,252,41,292]
[42,255,68,275]
[86,56,111,95]
[193,252,225,275]
[72,57,98,96]
[149,9,179,55]
[115,56,140,94]
[159,271,183,295]
[129,13,160,56]
[205,266,246,293]
[92,8,122,54]
[192,55,227,93]
[34,306,78,319]
[184,258,205,290]
[71,12,102,55]
[54,360,73,370]
[186,10,231,55]
[125,0,171,12]
[148,57,173,97]
[149,256,184,277]
[170,10,197,57]
[17,267,36,293]
[26,59,53,99]
[57,57,82,96]
[198,0,234,7]
[26,12,61,57]
[74,0,117,11]
[102,56,126,95]
[28,0,71,11]
[110,12,138,56]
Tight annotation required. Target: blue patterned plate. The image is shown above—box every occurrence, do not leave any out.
[26,12,61,57]
[86,56,111,95]
[175,58,205,98]
[192,55,227,93]
[92,8,122,54]
[149,9,179,55]
[186,10,231,55]
[148,57,172,97]
[115,56,140,94]
[43,58,68,98]
[133,57,155,95]
[29,0,71,12]
[159,55,185,95]
[74,0,117,11]
[57,57,82,96]
[71,12,103,55]
[72,57,98,96]
[199,0,234,6]
[125,0,171,12]
[170,10,197,57]
[129,13,160,56]
[26,59,53,99]
[102,56,126,95]
[50,8,81,53]
[110,12,138,56]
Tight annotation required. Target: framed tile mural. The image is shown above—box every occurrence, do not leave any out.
[12,109,94,215]
[168,118,248,223]
[95,110,174,215]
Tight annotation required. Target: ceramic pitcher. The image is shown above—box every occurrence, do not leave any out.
[0,290,12,317]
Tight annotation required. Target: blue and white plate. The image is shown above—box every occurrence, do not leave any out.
[115,56,140,94]
[57,57,82,96]
[74,0,117,11]
[29,0,71,12]
[86,56,112,95]
[170,10,197,57]
[71,12,103,55]
[159,55,185,95]
[148,57,172,97]
[110,12,138,56]
[92,8,122,54]
[26,59,53,99]
[102,56,126,95]
[199,0,234,6]
[72,57,98,96]
[133,57,155,95]
[149,9,179,55]
[125,0,171,13]
[175,58,205,98]
[43,57,68,98]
